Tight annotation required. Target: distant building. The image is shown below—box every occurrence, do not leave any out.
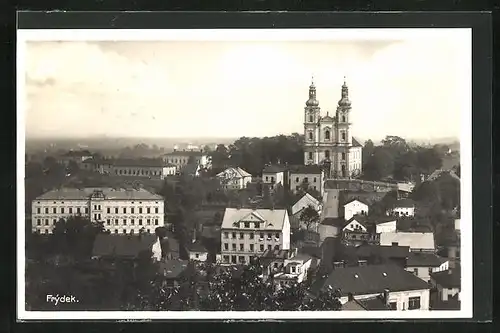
[187,230,208,262]
[261,165,286,191]
[220,208,291,265]
[82,157,176,180]
[387,199,416,217]
[379,232,435,253]
[31,187,164,234]
[216,167,252,190]
[289,165,325,196]
[310,264,431,311]
[161,149,211,170]
[57,150,94,167]
[273,253,320,286]
[290,193,322,229]
[430,267,461,303]
[158,260,192,288]
[405,252,449,283]
[302,79,362,178]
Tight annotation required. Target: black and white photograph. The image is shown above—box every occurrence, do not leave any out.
[17,26,472,320]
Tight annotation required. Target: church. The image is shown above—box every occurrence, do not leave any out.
[303,78,363,178]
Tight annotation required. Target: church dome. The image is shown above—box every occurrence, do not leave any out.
[306,98,319,107]
[338,97,351,107]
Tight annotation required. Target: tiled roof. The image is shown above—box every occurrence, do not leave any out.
[221,208,287,230]
[313,264,429,297]
[163,150,205,157]
[92,234,157,258]
[262,165,287,173]
[217,167,252,179]
[159,259,190,279]
[379,232,435,251]
[406,252,447,267]
[35,187,164,201]
[299,245,322,259]
[356,244,410,259]
[261,249,293,260]
[289,164,323,174]
[291,193,321,216]
[342,299,367,311]
[343,198,369,206]
[352,138,363,147]
[430,269,461,288]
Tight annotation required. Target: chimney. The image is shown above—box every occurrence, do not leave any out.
[347,293,354,301]
[383,289,390,305]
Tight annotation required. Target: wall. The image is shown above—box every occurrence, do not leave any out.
[189,251,208,262]
[339,289,430,311]
[376,221,397,233]
[392,207,415,217]
[318,224,339,243]
[343,220,367,232]
[344,201,369,220]
[262,172,284,186]
[289,172,324,195]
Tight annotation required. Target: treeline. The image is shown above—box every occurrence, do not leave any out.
[208,133,304,175]
[362,136,445,181]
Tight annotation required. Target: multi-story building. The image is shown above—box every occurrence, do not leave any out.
[220,208,291,265]
[289,165,325,196]
[31,187,164,235]
[387,199,416,217]
[261,165,286,191]
[216,167,252,190]
[302,78,363,178]
[82,158,177,180]
[161,149,211,170]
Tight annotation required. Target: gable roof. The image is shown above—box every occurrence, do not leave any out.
[352,138,363,147]
[221,208,287,230]
[406,252,447,267]
[343,198,369,207]
[344,215,369,230]
[92,234,157,258]
[187,240,208,253]
[313,264,429,297]
[392,199,416,209]
[430,269,461,288]
[291,193,321,215]
[379,232,435,250]
[217,167,252,178]
[262,165,286,173]
[36,187,163,201]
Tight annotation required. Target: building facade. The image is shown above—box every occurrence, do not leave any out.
[82,158,176,180]
[220,208,291,265]
[162,149,211,170]
[302,78,362,178]
[343,199,369,220]
[216,167,252,190]
[289,165,325,196]
[31,187,164,234]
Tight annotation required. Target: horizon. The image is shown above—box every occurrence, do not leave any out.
[21,29,469,142]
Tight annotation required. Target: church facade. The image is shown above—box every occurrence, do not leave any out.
[303,78,363,178]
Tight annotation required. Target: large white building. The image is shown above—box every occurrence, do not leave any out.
[161,149,211,170]
[31,187,164,235]
[302,78,363,178]
[82,158,176,180]
[220,208,291,265]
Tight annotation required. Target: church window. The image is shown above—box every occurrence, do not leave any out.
[325,130,330,140]
[308,152,313,160]
[309,115,313,122]
[325,150,330,159]
[308,132,313,141]
[341,132,346,141]
[342,115,346,122]
[342,152,346,160]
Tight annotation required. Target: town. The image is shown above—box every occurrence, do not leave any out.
[24,79,461,312]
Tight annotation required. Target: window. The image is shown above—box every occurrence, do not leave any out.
[260,233,264,240]
[224,243,229,250]
[36,219,41,226]
[53,207,57,213]
[107,219,111,225]
[313,177,317,183]
[413,268,418,276]
[123,219,127,225]
[115,208,119,214]
[232,244,236,250]
[231,256,237,264]
[195,253,199,259]
[131,219,135,225]
[341,132,346,141]
[239,256,245,263]
[309,115,313,122]
[147,207,151,214]
[131,208,135,214]
[69,208,72,214]
[122,230,126,234]
[275,233,280,239]
[155,219,159,225]
[244,222,250,228]
[107,207,111,213]
[77,207,81,214]
[130,229,135,234]
[115,219,119,225]
[304,177,309,183]
[239,233,244,239]
[114,229,118,234]
[239,244,244,251]
[250,244,254,252]
[44,219,49,226]
[139,219,143,226]
[265,176,269,182]
[250,233,254,240]
[224,232,229,239]
[37,207,40,214]
[325,130,330,140]
[308,132,313,140]
[232,232,236,239]
[296,177,299,182]
[139,208,143,214]
[267,245,272,251]
[389,302,397,310]
[408,297,421,310]
[342,115,346,122]
[342,152,346,160]
[260,244,264,252]
[267,233,272,240]
[123,208,127,213]
[223,255,229,263]
[61,208,65,214]
[85,208,89,214]
[155,207,159,214]
[308,152,313,160]
[291,266,296,273]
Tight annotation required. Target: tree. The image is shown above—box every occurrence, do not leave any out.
[362,147,394,181]
[362,139,375,164]
[299,205,320,231]
[416,148,443,175]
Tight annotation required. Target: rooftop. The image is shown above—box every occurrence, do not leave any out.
[262,165,287,173]
[187,240,208,253]
[312,264,430,297]
[430,269,461,288]
[406,252,447,267]
[343,198,369,206]
[393,199,416,209]
[35,187,164,201]
[61,150,93,157]
[379,232,435,250]
[221,208,288,230]
[356,244,410,259]
[352,138,363,148]
[216,167,252,178]
[289,164,323,175]
[291,193,321,216]
[163,150,205,157]
[92,234,157,258]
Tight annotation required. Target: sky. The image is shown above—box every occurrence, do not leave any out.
[22,29,470,142]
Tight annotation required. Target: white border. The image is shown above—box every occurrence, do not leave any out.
[17,28,473,320]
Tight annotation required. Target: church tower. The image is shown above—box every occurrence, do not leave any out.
[303,77,321,164]
[334,77,352,177]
